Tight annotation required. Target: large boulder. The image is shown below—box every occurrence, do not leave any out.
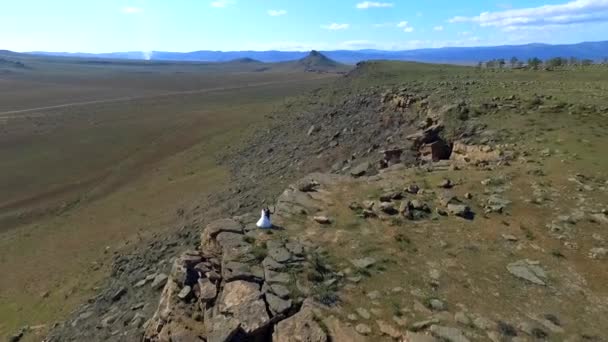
[143,277,206,341]
[201,219,244,256]
[217,280,271,335]
[506,260,547,286]
[205,315,241,342]
[272,305,328,342]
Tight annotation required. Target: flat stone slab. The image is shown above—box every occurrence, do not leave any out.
[430,325,470,342]
[222,261,262,282]
[268,246,292,263]
[205,218,244,238]
[266,293,292,316]
[507,259,547,285]
[265,269,291,284]
[263,256,286,271]
[218,280,270,334]
[351,257,377,269]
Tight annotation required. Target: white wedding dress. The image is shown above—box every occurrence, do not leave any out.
[256,209,272,228]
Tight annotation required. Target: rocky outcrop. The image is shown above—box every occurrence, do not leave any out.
[142,213,329,342]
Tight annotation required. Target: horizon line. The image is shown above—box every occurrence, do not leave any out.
[13,39,607,55]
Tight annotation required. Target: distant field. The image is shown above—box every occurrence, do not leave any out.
[0,54,338,338]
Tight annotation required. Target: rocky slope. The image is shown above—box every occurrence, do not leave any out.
[141,141,607,341]
[45,62,608,341]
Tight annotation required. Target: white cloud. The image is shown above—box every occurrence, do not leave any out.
[121,7,143,14]
[356,1,394,9]
[241,37,497,52]
[397,21,414,32]
[268,9,287,16]
[448,0,608,30]
[433,25,444,31]
[321,23,350,30]
[210,0,235,8]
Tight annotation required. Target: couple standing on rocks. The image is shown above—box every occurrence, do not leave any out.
[256,206,274,228]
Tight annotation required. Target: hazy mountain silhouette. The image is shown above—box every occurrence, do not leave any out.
[27,41,608,65]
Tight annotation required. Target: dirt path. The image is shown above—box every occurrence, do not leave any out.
[0,76,332,118]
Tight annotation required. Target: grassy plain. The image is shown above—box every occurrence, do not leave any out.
[0,52,339,338]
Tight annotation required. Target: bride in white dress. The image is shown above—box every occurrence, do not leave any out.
[256,208,272,228]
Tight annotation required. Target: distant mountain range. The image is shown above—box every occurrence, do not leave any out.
[28,41,608,65]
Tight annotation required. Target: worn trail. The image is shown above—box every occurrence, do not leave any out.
[0,77,327,118]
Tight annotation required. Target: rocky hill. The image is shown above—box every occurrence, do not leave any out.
[45,61,608,341]
[295,50,343,72]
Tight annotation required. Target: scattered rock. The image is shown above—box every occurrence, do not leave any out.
[297,179,320,192]
[324,316,367,342]
[403,331,440,342]
[393,315,408,327]
[501,234,518,242]
[486,195,511,213]
[356,308,371,319]
[380,202,398,215]
[351,257,376,269]
[447,203,471,218]
[589,247,608,260]
[472,316,495,331]
[430,325,470,342]
[177,285,192,300]
[439,179,453,189]
[454,312,471,326]
[506,259,547,285]
[518,321,547,338]
[377,320,401,339]
[273,305,327,342]
[406,184,420,194]
[101,313,118,328]
[150,273,168,290]
[266,293,292,316]
[362,200,375,210]
[366,290,380,300]
[355,323,372,335]
[428,298,446,311]
[111,287,127,302]
[307,125,317,136]
[313,216,332,224]
[351,162,370,178]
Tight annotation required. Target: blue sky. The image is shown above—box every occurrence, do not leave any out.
[1,0,607,52]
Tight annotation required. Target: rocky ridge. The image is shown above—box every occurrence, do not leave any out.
[44,66,608,341]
